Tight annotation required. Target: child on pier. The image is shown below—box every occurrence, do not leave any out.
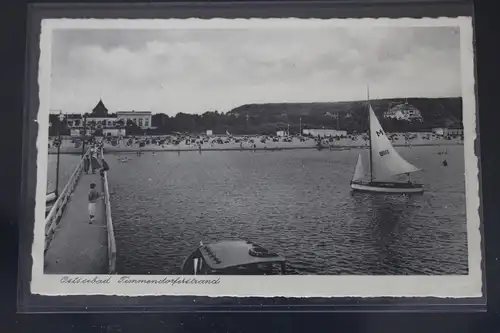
[88,183,102,224]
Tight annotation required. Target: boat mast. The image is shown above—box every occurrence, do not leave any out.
[367,85,373,182]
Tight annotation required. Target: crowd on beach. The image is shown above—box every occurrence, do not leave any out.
[99,131,463,151]
[48,130,463,154]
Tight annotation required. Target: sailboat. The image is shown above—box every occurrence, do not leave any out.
[350,92,424,194]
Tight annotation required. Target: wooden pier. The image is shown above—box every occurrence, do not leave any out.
[44,148,116,274]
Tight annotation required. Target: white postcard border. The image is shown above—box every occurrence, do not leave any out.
[30,17,482,298]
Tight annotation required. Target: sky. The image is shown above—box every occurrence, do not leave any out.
[49,25,461,116]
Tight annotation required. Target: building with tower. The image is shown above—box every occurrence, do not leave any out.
[65,99,152,137]
[383,100,423,122]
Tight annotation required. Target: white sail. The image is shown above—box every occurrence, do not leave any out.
[193,258,198,275]
[368,105,420,180]
[352,154,366,181]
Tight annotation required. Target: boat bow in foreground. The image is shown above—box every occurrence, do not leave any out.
[181,240,286,275]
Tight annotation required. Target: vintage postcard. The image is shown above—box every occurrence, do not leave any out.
[31,17,482,297]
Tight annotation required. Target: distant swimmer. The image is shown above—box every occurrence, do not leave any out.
[442,159,448,166]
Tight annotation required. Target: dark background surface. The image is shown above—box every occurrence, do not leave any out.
[1,0,499,332]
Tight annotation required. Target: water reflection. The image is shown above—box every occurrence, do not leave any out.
[349,192,422,274]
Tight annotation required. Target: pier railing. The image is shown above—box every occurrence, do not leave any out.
[44,149,91,252]
[101,147,117,274]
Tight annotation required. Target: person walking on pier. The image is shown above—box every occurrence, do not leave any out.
[90,153,102,174]
[99,159,109,178]
[88,183,101,224]
[83,155,90,174]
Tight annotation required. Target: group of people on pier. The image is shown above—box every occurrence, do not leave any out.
[83,140,107,176]
[82,140,109,224]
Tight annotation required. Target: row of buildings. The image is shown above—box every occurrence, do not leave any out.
[56,99,153,137]
[52,99,458,138]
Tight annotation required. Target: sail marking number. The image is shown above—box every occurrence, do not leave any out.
[375,128,389,156]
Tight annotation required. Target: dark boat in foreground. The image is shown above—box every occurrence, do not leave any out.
[181,240,286,275]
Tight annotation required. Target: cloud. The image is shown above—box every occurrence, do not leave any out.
[49,26,461,115]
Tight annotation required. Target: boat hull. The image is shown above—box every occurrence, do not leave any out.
[351,181,424,194]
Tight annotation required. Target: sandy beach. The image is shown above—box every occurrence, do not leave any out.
[48,133,463,154]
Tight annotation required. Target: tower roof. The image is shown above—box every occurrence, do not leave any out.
[90,99,109,117]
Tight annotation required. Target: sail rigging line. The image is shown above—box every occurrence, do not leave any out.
[367,85,373,182]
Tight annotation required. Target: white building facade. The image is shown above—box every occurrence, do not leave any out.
[432,127,463,136]
[302,129,347,137]
[117,111,152,129]
[384,102,423,122]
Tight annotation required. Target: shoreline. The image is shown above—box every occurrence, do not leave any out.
[48,142,463,155]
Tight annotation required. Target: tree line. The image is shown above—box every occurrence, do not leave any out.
[48,98,463,137]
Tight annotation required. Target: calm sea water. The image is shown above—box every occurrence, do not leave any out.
[51,145,468,275]
[47,154,81,194]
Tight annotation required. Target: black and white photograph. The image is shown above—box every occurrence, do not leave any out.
[31,17,482,297]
